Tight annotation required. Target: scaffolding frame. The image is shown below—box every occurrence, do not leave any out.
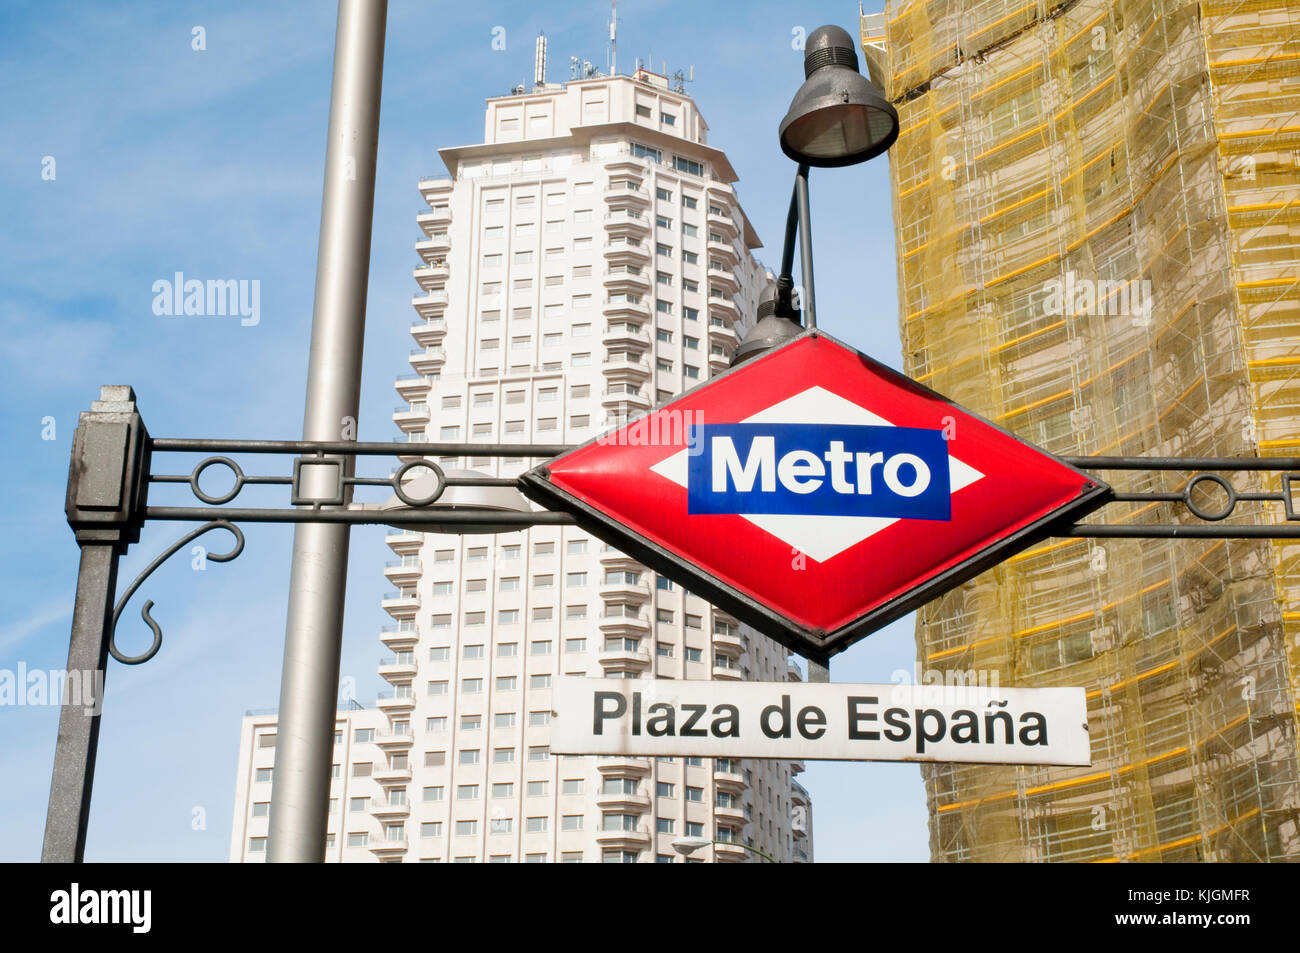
[870,0,1300,861]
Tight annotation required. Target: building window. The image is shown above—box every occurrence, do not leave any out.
[496,676,518,693]
[526,817,549,833]
[493,782,515,798]
[423,786,445,802]
[498,642,519,658]
[455,820,478,836]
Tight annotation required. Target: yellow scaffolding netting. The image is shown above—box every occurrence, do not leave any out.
[867,0,1300,861]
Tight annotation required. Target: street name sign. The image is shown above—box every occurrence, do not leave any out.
[552,678,1091,766]
[521,331,1110,660]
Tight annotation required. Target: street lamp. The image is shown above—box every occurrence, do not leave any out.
[778,25,899,168]
[733,24,899,366]
[671,835,781,863]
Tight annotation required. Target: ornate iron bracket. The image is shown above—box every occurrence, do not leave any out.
[109,520,244,664]
[1061,456,1300,538]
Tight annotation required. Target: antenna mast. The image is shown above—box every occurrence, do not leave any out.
[610,1,618,76]
[534,32,547,88]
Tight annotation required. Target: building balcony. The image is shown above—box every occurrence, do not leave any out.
[392,406,430,432]
[708,296,739,323]
[600,578,650,601]
[712,630,745,655]
[714,803,747,825]
[379,624,419,648]
[706,240,739,265]
[376,691,416,712]
[712,664,744,681]
[707,267,739,295]
[599,548,644,569]
[597,757,652,775]
[604,157,649,176]
[714,767,746,792]
[786,659,804,683]
[384,529,424,552]
[705,180,734,200]
[378,656,418,679]
[604,183,649,205]
[416,236,451,261]
[414,263,449,291]
[598,646,651,670]
[604,209,649,235]
[382,557,422,581]
[603,299,650,321]
[708,352,731,375]
[371,800,412,819]
[602,356,651,380]
[393,375,434,400]
[381,591,420,614]
[410,317,447,345]
[598,612,651,634]
[603,271,651,294]
[789,759,805,775]
[411,290,449,319]
[601,388,652,413]
[418,175,453,196]
[714,841,749,862]
[372,764,413,784]
[417,205,452,230]
[790,781,809,808]
[706,208,739,239]
[595,791,651,811]
[368,838,410,856]
[409,347,447,374]
[603,239,650,263]
[708,321,739,346]
[602,324,650,349]
[595,827,652,849]
[374,731,415,749]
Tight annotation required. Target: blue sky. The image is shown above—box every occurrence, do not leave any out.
[0,0,928,862]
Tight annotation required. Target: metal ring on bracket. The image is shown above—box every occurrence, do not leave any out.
[392,459,447,507]
[109,520,245,664]
[190,456,246,505]
[1184,473,1237,522]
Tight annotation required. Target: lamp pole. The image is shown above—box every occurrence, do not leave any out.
[268,0,388,863]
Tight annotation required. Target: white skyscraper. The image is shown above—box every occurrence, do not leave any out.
[231,61,813,864]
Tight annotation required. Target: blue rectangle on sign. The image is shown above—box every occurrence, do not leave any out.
[687,423,952,520]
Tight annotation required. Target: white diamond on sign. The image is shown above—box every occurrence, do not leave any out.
[649,385,986,561]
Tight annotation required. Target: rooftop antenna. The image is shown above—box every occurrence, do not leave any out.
[672,65,694,93]
[534,32,547,88]
[610,1,617,76]
[570,55,580,80]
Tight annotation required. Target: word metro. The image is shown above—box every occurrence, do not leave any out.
[687,423,952,519]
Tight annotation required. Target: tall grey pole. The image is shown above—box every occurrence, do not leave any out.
[268,0,387,863]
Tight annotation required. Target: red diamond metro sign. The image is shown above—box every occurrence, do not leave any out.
[519,332,1110,661]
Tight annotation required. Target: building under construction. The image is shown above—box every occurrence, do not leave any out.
[863,0,1300,860]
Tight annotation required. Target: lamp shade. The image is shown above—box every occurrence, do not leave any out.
[779,25,899,167]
